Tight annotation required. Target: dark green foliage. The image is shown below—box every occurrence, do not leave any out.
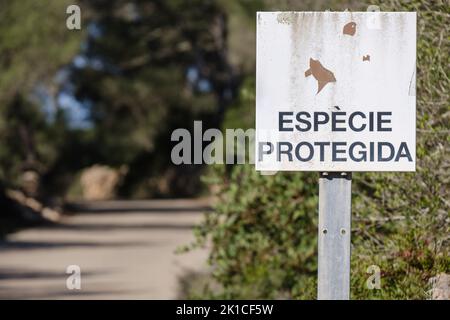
[0,0,82,189]
[65,0,238,197]
[0,0,239,198]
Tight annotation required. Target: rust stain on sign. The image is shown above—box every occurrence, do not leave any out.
[304,58,336,94]
[363,54,370,62]
[343,22,356,36]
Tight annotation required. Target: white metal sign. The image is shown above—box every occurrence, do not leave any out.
[256,12,416,171]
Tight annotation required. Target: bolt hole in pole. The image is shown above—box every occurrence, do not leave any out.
[318,172,352,300]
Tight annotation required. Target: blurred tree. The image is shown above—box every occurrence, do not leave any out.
[50,0,239,197]
[0,0,82,189]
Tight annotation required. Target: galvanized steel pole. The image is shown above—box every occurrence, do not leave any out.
[318,172,352,300]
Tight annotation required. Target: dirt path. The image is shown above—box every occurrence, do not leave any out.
[0,199,210,299]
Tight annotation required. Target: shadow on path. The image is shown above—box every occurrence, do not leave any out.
[0,199,210,299]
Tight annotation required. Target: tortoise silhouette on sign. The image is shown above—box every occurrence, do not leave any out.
[304,58,336,94]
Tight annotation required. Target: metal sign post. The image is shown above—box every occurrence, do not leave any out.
[255,12,416,300]
[318,172,352,300]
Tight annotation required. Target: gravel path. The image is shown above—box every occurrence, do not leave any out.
[0,199,210,299]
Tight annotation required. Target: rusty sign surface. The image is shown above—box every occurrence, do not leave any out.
[255,12,416,172]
